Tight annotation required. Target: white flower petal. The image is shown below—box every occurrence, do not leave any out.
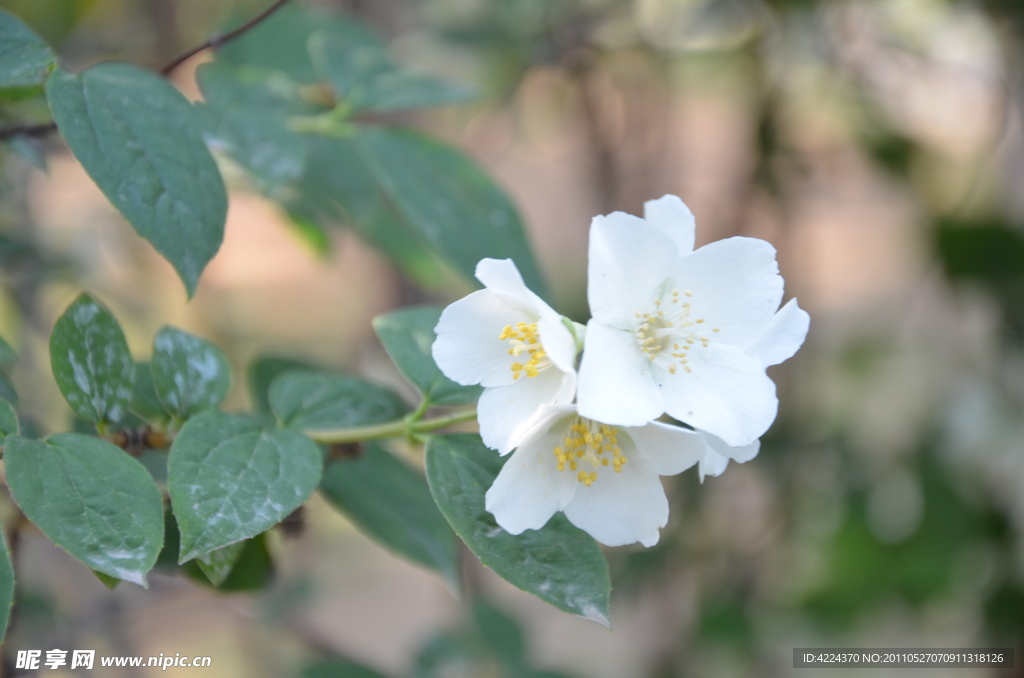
[536,308,578,375]
[644,194,696,255]
[433,290,531,387]
[659,343,777,447]
[474,258,541,314]
[475,257,578,375]
[671,237,784,349]
[562,444,667,547]
[714,434,760,464]
[485,419,578,535]
[746,298,810,367]
[588,211,681,329]
[577,321,663,426]
[698,446,730,481]
[477,369,576,454]
[699,432,760,480]
[622,421,706,476]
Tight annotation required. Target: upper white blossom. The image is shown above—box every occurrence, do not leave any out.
[577,194,809,447]
[694,429,761,481]
[433,258,578,454]
[485,405,709,547]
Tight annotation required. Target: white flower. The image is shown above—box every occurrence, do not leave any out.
[694,429,761,481]
[485,405,709,547]
[433,259,578,453]
[577,194,809,447]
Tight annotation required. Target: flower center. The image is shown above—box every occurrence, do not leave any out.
[633,288,719,375]
[499,322,550,380]
[552,416,627,486]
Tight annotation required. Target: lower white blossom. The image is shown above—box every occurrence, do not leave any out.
[485,405,710,547]
[433,259,578,453]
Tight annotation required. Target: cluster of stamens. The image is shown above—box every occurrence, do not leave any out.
[499,322,549,380]
[633,289,719,375]
[553,417,627,486]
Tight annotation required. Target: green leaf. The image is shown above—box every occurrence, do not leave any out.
[168,410,322,562]
[0,522,13,641]
[413,634,468,678]
[247,355,318,415]
[0,374,16,407]
[49,293,134,429]
[355,127,545,296]
[425,434,610,627]
[0,334,15,370]
[92,570,120,589]
[8,134,49,172]
[196,62,311,194]
[46,63,227,296]
[473,601,525,670]
[269,370,408,431]
[320,444,460,587]
[195,541,245,587]
[287,137,435,280]
[151,326,231,419]
[286,212,332,257]
[373,307,481,406]
[130,362,169,424]
[167,514,275,592]
[309,30,472,113]
[303,658,390,678]
[0,398,18,438]
[5,434,164,586]
[216,5,383,84]
[0,8,55,88]
[208,533,274,592]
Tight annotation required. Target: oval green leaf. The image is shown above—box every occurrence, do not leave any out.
[355,127,546,297]
[320,443,459,588]
[373,307,481,406]
[287,137,436,282]
[0,374,16,407]
[0,522,13,641]
[151,326,231,419]
[195,541,246,587]
[425,434,610,627]
[246,355,318,415]
[195,62,310,195]
[131,362,170,424]
[308,30,473,113]
[303,659,390,678]
[49,293,134,429]
[168,410,322,562]
[46,63,227,296]
[216,5,384,84]
[0,8,55,88]
[0,398,17,438]
[4,434,164,586]
[269,370,408,431]
[201,534,274,592]
[0,334,16,369]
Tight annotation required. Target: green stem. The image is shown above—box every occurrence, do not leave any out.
[305,409,477,445]
[407,398,431,424]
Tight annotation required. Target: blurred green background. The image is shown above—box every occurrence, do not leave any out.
[2,0,1024,676]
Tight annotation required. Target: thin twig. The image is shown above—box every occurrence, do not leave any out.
[0,0,293,141]
[159,0,292,76]
[0,122,57,142]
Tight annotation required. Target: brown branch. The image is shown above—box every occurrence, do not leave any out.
[0,122,56,141]
[0,0,293,142]
[159,0,292,76]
